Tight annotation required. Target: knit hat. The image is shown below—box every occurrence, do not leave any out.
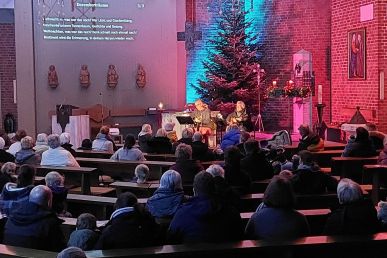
[57,247,86,258]
[164,122,175,132]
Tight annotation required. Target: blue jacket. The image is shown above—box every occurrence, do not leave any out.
[146,188,184,218]
[221,129,241,150]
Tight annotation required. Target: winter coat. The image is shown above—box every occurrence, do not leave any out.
[342,137,377,157]
[68,229,99,251]
[220,129,241,151]
[3,201,65,251]
[298,133,322,152]
[191,141,212,161]
[245,203,310,240]
[110,147,146,161]
[138,134,153,153]
[0,149,15,163]
[15,149,41,165]
[241,151,273,181]
[148,136,173,154]
[40,147,80,167]
[49,185,68,215]
[0,183,34,216]
[172,138,193,153]
[61,143,76,157]
[92,133,114,152]
[146,188,184,219]
[170,160,204,184]
[167,195,243,244]
[324,198,380,235]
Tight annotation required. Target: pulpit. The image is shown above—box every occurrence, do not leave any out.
[51,105,90,149]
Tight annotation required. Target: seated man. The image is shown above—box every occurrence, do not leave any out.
[291,150,338,194]
[365,123,386,150]
[342,127,377,157]
[41,134,80,167]
[172,128,194,153]
[297,124,324,152]
[167,171,243,243]
[241,139,273,181]
[3,185,65,251]
[191,132,212,161]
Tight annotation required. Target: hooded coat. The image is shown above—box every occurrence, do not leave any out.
[15,149,41,165]
[146,188,184,219]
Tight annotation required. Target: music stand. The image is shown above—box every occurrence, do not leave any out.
[176,116,195,126]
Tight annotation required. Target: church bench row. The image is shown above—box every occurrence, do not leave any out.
[3,233,387,258]
[75,150,177,162]
[331,156,378,183]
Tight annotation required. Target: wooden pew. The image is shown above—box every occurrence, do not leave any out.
[331,156,378,183]
[75,149,113,159]
[283,141,346,159]
[144,153,177,162]
[0,244,57,258]
[363,164,387,204]
[34,166,98,195]
[110,181,160,197]
[311,150,344,167]
[84,233,387,258]
[75,157,174,180]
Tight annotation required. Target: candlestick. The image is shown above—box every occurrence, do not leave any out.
[318,84,322,104]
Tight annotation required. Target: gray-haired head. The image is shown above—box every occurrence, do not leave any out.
[1,162,16,176]
[36,133,48,145]
[45,171,64,188]
[175,143,192,160]
[182,128,194,139]
[159,170,182,191]
[134,164,150,184]
[21,136,34,150]
[29,185,52,208]
[192,132,203,142]
[47,134,61,149]
[59,132,71,145]
[337,178,363,204]
[156,128,167,137]
[76,213,97,230]
[206,164,225,178]
[57,247,86,258]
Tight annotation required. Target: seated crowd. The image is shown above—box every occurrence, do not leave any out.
[0,121,385,256]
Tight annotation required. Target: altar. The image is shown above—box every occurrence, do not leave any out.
[52,115,90,149]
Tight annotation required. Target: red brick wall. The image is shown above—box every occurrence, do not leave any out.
[191,0,332,132]
[331,0,387,131]
[0,23,17,130]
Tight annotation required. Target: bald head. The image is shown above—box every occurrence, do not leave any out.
[29,185,52,208]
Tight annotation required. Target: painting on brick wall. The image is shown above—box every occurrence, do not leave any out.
[348,28,366,79]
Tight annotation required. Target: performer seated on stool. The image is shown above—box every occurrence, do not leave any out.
[226,101,251,131]
[191,99,214,144]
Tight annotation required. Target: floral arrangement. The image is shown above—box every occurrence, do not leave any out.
[267,80,311,98]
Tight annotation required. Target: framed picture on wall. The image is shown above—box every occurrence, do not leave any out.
[348,28,366,79]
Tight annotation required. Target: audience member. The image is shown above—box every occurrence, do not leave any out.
[92,126,115,152]
[172,128,194,153]
[223,146,250,193]
[0,164,35,215]
[15,136,41,165]
[324,178,379,235]
[57,247,86,258]
[60,132,76,157]
[170,143,203,184]
[236,131,250,156]
[77,139,92,150]
[111,134,146,161]
[146,170,185,221]
[3,185,65,251]
[41,134,80,167]
[297,124,324,152]
[0,130,11,149]
[366,123,386,150]
[148,128,173,154]
[164,122,178,143]
[0,137,15,163]
[94,192,159,249]
[342,127,377,157]
[132,164,150,184]
[290,150,337,194]
[191,132,211,161]
[378,144,387,165]
[240,139,273,181]
[7,129,27,156]
[33,133,49,155]
[220,124,241,151]
[245,175,310,240]
[68,213,99,251]
[0,162,17,191]
[45,171,69,216]
[138,123,153,153]
[167,171,243,243]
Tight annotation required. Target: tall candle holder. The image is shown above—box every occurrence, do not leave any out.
[314,103,327,139]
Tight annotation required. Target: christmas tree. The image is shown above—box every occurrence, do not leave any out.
[194,7,264,115]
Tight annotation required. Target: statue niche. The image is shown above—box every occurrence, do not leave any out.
[80,64,91,88]
[136,64,146,88]
[107,64,119,88]
[48,65,59,88]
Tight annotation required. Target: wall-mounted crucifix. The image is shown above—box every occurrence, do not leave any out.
[177,21,202,51]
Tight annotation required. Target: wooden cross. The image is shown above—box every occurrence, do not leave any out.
[177,21,202,51]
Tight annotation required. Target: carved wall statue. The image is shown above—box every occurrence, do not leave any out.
[136,64,146,88]
[48,65,59,88]
[80,64,90,88]
[107,64,119,88]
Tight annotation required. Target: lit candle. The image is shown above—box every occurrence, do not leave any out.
[318,85,322,104]
[158,102,164,110]
[272,80,277,87]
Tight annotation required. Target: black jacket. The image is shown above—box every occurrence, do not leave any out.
[241,151,273,181]
[138,134,153,153]
[291,166,338,195]
[298,133,321,151]
[170,160,204,184]
[191,141,212,161]
[148,137,172,154]
[3,201,65,251]
[0,149,15,163]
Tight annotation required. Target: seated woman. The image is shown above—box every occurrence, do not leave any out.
[60,133,76,157]
[138,124,153,153]
[110,134,146,161]
[146,170,185,223]
[223,146,250,194]
[15,136,41,165]
[33,133,49,156]
[148,128,172,154]
[245,175,310,240]
[170,143,203,184]
[220,124,241,151]
[131,164,150,184]
[226,101,251,131]
[324,178,379,235]
[92,126,116,152]
[0,162,17,192]
[45,171,70,217]
[297,124,324,152]
[77,139,92,150]
[342,127,377,157]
